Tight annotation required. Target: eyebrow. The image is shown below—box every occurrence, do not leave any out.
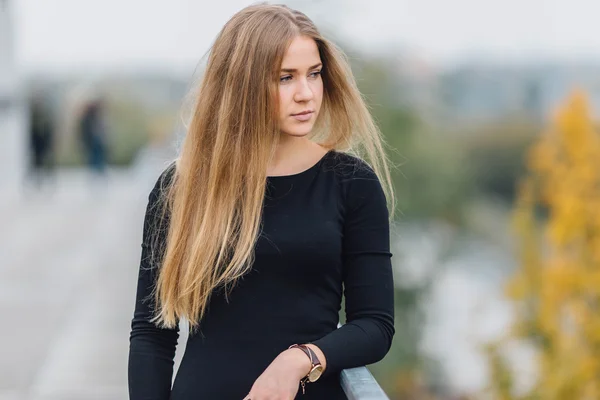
[280,63,323,73]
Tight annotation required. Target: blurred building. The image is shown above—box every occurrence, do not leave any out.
[0,0,26,200]
[437,63,600,123]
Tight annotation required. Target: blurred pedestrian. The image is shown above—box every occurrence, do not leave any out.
[28,92,55,188]
[128,4,396,400]
[79,98,108,175]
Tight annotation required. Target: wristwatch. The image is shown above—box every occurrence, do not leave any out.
[288,344,324,394]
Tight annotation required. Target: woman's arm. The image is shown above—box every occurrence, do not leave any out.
[128,167,179,399]
[311,163,395,378]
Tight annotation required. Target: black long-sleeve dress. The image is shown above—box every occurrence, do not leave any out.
[128,150,395,399]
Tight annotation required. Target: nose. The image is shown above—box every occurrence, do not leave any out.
[293,78,314,103]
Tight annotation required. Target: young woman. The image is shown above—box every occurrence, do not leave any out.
[128,3,396,399]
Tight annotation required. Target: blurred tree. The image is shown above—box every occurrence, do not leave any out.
[352,57,472,223]
[457,118,539,202]
[106,97,153,165]
[487,90,600,399]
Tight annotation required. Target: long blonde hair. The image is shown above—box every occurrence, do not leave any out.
[152,3,395,330]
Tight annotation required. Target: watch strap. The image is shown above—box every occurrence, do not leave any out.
[289,344,321,368]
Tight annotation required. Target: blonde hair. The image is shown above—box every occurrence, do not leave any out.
[152,3,395,330]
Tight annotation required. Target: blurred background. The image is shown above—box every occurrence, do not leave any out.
[1,0,599,399]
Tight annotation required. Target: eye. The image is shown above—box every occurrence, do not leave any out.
[309,70,322,79]
[280,75,292,83]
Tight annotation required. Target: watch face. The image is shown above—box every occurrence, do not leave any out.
[308,365,324,382]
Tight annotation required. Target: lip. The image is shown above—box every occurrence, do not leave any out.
[291,110,314,122]
[291,110,314,116]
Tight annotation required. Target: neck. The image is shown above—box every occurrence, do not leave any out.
[267,135,325,176]
[272,136,311,166]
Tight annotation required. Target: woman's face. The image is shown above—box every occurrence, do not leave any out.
[278,36,323,138]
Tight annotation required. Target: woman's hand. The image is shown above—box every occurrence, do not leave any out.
[243,347,312,400]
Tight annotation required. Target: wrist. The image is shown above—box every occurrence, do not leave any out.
[285,343,327,379]
[282,348,312,380]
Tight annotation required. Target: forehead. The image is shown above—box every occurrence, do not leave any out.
[281,36,321,68]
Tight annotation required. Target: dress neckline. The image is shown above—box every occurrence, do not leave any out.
[266,150,334,181]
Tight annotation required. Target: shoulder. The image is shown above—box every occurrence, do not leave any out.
[324,150,386,210]
[143,162,177,236]
[324,150,380,185]
[146,161,177,220]
[149,161,177,200]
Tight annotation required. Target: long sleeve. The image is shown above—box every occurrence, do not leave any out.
[312,163,395,377]
[128,166,179,399]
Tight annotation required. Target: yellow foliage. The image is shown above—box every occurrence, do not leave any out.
[488,90,600,399]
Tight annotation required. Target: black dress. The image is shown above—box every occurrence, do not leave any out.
[128,150,395,399]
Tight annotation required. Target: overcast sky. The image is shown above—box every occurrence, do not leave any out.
[10,0,600,75]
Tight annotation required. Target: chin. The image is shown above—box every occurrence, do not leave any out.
[281,126,314,138]
[284,131,311,138]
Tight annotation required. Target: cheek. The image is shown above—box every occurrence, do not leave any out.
[313,81,324,108]
[278,87,291,116]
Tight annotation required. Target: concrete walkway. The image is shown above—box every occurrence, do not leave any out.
[0,147,182,400]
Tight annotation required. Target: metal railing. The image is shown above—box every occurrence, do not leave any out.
[337,323,389,399]
[340,366,389,400]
